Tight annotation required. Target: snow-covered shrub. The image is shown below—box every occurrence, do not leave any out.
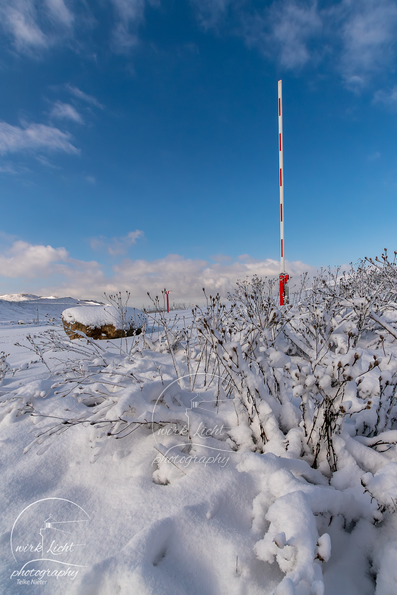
[3,253,397,593]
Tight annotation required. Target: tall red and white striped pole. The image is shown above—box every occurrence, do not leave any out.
[278,80,289,305]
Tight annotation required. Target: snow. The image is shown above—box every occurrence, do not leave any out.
[0,294,42,301]
[0,294,102,325]
[2,263,397,594]
[62,305,147,330]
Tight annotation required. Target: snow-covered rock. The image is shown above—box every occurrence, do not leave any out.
[62,305,147,340]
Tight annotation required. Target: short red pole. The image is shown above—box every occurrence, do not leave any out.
[166,291,169,313]
[279,276,284,306]
[279,273,289,306]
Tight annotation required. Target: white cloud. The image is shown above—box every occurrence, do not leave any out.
[243,0,322,70]
[0,238,316,303]
[374,86,397,108]
[3,0,395,93]
[0,0,75,53]
[111,0,146,22]
[66,86,104,109]
[45,0,73,26]
[110,0,146,53]
[0,239,108,296]
[50,101,84,124]
[108,230,144,255]
[192,0,397,89]
[0,0,153,56]
[271,1,322,69]
[211,253,233,263]
[0,121,79,155]
[1,0,48,51]
[338,0,397,89]
[49,254,315,303]
[0,163,18,174]
[0,162,31,175]
[90,230,144,255]
[251,0,397,84]
[112,254,314,299]
[190,0,231,30]
[0,240,68,278]
[35,155,60,168]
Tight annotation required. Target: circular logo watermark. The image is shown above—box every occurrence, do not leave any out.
[151,373,236,472]
[10,497,90,586]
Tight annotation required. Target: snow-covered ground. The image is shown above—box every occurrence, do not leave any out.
[1,275,397,595]
[0,294,102,325]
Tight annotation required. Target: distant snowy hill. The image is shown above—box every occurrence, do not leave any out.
[0,294,102,324]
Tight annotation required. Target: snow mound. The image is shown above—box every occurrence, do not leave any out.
[62,305,147,330]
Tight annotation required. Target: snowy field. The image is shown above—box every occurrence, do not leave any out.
[2,260,397,595]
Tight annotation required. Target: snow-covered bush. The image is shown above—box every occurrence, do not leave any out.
[3,253,397,593]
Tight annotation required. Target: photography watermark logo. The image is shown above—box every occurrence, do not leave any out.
[151,373,235,471]
[10,497,90,585]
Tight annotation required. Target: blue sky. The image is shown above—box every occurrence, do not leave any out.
[0,0,397,303]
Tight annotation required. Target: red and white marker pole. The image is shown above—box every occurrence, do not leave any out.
[278,80,289,305]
